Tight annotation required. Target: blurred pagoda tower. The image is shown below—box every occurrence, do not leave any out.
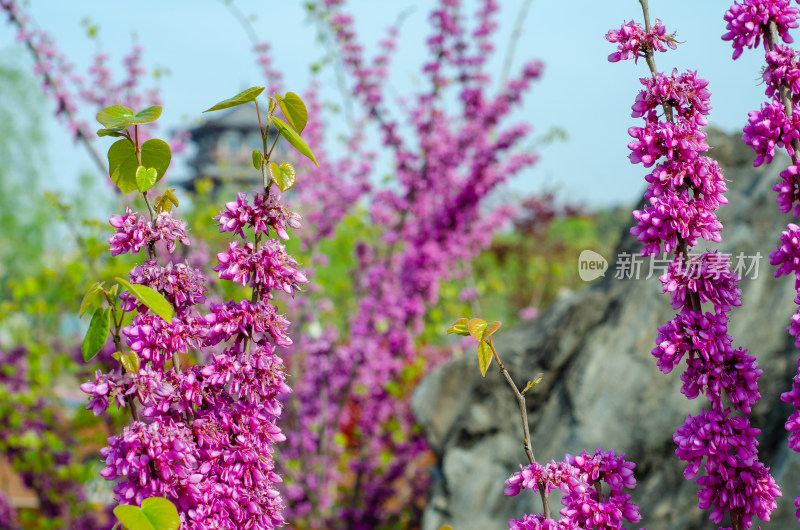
[184,104,280,191]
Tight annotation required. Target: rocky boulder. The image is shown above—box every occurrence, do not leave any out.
[413,129,800,529]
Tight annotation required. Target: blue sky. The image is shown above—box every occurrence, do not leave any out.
[3,1,770,208]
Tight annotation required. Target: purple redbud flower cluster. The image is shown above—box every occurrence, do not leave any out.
[605,19,676,63]
[504,449,641,529]
[610,14,780,527]
[82,191,303,528]
[722,0,800,59]
[109,208,190,256]
[724,0,800,522]
[215,192,301,241]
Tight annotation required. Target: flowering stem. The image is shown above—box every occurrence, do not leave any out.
[487,337,550,519]
[765,21,800,167]
[638,0,700,315]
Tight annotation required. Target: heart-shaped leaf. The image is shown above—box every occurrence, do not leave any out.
[272,117,318,167]
[136,166,158,192]
[276,92,308,133]
[116,277,173,324]
[446,318,470,336]
[252,150,262,170]
[97,105,134,129]
[114,497,180,530]
[203,86,265,113]
[477,341,493,377]
[113,351,141,374]
[82,307,111,362]
[268,162,297,192]
[128,106,162,125]
[468,318,488,341]
[107,140,139,194]
[141,139,171,183]
[107,139,171,195]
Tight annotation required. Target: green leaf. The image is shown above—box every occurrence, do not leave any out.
[129,106,162,125]
[97,128,127,138]
[97,105,162,129]
[79,282,104,318]
[252,150,262,170]
[272,117,318,167]
[468,318,488,341]
[268,162,297,192]
[97,105,134,129]
[82,307,111,362]
[107,139,139,194]
[136,166,158,192]
[114,497,180,530]
[163,189,179,208]
[113,351,141,374]
[141,139,171,183]
[203,86,265,113]
[477,341,492,377]
[276,92,308,134]
[446,318,470,336]
[115,277,173,324]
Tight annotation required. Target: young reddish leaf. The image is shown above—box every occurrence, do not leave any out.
[477,341,492,377]
[446,317,470,336]
[468,318,488,341]
[483,321,502,340]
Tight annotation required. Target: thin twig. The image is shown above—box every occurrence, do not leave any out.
[500,0,534,86]
[487,337,550,519]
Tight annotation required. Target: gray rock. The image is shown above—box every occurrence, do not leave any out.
[413,129,800,529]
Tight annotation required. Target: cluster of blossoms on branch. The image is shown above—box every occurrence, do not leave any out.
[503,449,641,529]
[81,187,302,528]
[723,0,800,523]
[608,12,780,529]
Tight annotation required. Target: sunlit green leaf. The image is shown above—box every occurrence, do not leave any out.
[203,86,264,113]
[141,139,171,183]
[97,105,134,129]
[268,162,297,192]
[114,497,180,530]
[107,139,139,194]
[468,318,488,341]
[116,278,173,324]
[252,150,262,170]
[272,117,318,166]
[446,317,470,336]
[276,92,308,133]
[136,166,158,192]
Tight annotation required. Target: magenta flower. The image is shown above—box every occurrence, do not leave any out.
[723,0,800,59]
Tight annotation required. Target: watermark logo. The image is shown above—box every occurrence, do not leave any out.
[578,250,608,281]
[576,250,763,282]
